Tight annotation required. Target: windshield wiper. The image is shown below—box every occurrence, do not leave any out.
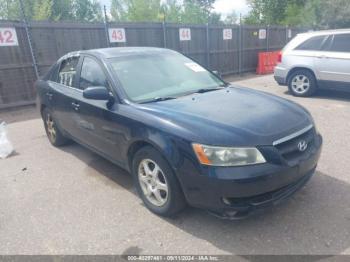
[194,87,223,94]
[143,96,177,103]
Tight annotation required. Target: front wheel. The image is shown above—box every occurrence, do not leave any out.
[132,146,186,216]
[288,70,317,97]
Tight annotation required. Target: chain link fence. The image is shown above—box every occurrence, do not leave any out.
[0,19,306,109]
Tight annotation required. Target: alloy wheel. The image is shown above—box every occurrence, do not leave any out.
[138,159,169,207]
[291,75,310,94]
[46,113,56,143]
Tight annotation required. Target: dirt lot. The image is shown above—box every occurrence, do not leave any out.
[0,75,349,255]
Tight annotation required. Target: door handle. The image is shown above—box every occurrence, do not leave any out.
[71,102,80,111]
[46,92,53,100]
[317,55,329,59]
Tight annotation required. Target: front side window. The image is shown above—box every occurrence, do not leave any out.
[329,34,350,52]
[108,52,225,103]
[79,57,108,90]
[57,56,79,87]
[295,35,328,51]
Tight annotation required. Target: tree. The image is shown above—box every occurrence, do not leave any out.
[303,0,350,29]
[161,0,182,23]
[73,0,102,22]
[244,0,290,25]
[0,0,101,22]
[111,0,162,22]
[32,0,53,20]
[224,10,238,24]
[244,0,350,28]
[50,0,74,21]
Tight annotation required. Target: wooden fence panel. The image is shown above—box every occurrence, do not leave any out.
[0,20,306,109]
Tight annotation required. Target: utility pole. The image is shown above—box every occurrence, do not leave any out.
[103,5,110,47]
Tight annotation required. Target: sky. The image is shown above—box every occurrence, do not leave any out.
[99,0,251,17]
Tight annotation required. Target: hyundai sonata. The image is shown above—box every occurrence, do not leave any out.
[36,47,322,219]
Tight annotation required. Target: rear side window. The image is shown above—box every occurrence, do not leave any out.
[79,57,108,90]
[57,56,79,87]
[295,35,328,51]
[329,34,350,52]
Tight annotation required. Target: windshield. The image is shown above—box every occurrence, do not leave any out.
[108,51,225,103]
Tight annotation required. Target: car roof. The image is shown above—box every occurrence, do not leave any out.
[298,28,350,37]
[60,47,176,61]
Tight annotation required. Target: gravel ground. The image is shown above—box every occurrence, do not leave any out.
[0,75,349,255]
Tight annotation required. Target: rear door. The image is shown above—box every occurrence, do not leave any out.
[315,33,350,85]
[47,55,81,136]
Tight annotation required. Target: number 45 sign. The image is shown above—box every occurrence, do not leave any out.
[0,28,18,46]
[108,28,126,43]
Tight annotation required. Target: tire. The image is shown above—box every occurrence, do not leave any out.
[132,146,186,216]
[288,70,317,97]
[42,108,69,147]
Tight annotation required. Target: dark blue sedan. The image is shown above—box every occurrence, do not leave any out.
[36,47,322,219]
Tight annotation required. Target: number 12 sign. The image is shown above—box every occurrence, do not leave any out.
[0,28,18,46]
[108,28,126,43]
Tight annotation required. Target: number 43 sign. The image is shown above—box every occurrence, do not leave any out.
[0,28,18,46]
[108,28,126,43]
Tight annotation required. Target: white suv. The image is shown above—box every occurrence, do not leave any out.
[274,29,350,97]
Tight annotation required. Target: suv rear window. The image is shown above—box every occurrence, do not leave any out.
[329,34,350,52]
[295,35,328,51]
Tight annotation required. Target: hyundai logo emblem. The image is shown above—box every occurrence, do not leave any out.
[297,140,308,152]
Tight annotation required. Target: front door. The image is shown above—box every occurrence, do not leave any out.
[72,56,126,164]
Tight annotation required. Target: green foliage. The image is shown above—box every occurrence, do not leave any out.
[110,0,222,24]
[245,0,350,29]
[0,0,102,21]
[73,0,102,22]
[0,0,20,20]
[224,11,238,25]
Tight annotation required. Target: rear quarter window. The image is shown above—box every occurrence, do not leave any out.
[295,35,328,51]
[329,34,350,52]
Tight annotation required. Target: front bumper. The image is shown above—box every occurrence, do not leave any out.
[177,134,322,218]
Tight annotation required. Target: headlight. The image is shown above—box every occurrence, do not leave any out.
[192,143,266,166]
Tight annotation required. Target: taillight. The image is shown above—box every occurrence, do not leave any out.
[277,51,282,63]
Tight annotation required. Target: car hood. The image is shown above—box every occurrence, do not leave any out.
[135,87,313,146]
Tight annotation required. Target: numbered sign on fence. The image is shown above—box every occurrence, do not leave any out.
[223,29,232,40]
[108,28,126,43]
[259,29,267,40]
[179,28,191,41]
[0,28,18,46]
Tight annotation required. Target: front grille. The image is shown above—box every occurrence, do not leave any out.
[274,127,316,162]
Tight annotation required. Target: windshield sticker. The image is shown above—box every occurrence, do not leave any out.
[185,62,206,72]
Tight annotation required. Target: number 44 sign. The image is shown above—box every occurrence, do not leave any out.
[0,28,18,46]
[108,28,126,43]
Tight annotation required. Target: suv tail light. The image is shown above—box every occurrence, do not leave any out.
[277,51,282,63]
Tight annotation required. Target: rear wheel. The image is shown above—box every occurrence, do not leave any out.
[288,70,317,97]
[42,108,69,147]
[132,146,186,216]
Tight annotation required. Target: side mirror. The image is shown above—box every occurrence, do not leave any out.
[83,86,112,100]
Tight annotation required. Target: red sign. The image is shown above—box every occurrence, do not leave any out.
[0,28,18,46]
[108,28,126,43]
